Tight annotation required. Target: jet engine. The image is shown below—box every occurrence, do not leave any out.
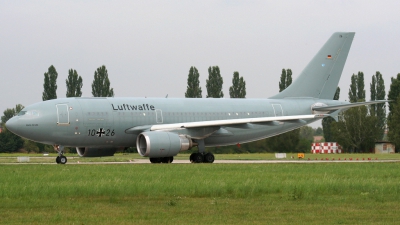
[76,147,120,157]
[136,131,194,158]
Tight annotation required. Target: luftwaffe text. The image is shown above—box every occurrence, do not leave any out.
[111,104,155,111]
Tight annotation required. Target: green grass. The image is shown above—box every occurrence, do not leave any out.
[1,163,400,224]
[1,152,400,163]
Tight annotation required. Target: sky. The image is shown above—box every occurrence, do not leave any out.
[1,1,399,128]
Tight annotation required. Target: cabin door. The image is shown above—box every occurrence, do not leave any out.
[56,104,70,125]
[156,109,163,123]
[271,104,283,117]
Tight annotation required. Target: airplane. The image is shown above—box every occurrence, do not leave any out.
[5,32,385,164]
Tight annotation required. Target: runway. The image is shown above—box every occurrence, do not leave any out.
[2,159,400,165]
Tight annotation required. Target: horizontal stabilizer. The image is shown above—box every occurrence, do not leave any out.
[312,100,388,111]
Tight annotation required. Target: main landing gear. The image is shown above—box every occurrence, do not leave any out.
[190,152,215,163]
[190,139,215,163]
[54,145,67,164]
[149,157,174,163]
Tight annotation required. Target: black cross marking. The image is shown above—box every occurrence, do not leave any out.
[96,128,105,137]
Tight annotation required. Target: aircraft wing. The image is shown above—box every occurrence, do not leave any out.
[126,114,327,133]
[312,100,388,111]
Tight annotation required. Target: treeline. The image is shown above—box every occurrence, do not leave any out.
[185,66,246,98]
[323,71,400,153]
[2,64,400,154]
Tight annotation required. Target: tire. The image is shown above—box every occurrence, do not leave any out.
[189,153,197,163]
[203,153,215,163]
[150,158,161,163]
[194,153,204,163]
[60,156,67,164]
[56,156,61,164]
[161,157,172,163]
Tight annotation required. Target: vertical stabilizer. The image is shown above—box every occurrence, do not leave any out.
[270,32,355,99]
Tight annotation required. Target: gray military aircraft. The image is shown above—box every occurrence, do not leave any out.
[6,32,384,164]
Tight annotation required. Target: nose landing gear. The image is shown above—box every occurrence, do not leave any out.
[54,145,67,164]
[56,155,67,164]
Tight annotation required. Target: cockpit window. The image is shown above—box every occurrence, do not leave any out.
[18,110,39,117]
[30,111,39,116]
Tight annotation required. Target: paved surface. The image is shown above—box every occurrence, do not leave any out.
[2,159,400,165]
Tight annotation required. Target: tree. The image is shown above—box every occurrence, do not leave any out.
[23,140,40,153]
[387,73,400,149]
[370,75,376,115]
[387,97,400,150]
[348,74,357,103]
[279,69,292,92]
[348,72,365,103]
[42,65,58,101]
[0,127,24,153]
[185,67,202,98]
[66,69,83,97]
[332,107,379,152]
[332,73,380,152]
[92,65,114,97]
[206,66,223,98]
[1,104,24,124]
[322,87,340,142]
[299,126,314,142]
[1,109,16,125]
[229,71,246,98]
[0,105,25,153]
[357,71,365,101]
[387,73,400,114]
[297,126,315,152]
[370,71,386,139]
[314,127,323,136]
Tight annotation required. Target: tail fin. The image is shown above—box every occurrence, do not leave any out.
[270,32,355,99]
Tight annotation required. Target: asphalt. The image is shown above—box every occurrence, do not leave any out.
[2,159,400,165]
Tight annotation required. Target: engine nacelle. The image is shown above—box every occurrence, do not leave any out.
[136,132,193,158]
[76,147,120,157]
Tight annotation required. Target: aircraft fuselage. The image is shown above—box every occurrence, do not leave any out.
[7,97,342,148]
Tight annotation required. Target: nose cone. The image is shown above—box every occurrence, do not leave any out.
[5,117,19,135]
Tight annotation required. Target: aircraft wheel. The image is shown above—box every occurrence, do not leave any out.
[60,156,67,164]
[194,153,204,163]
[150,158,161,163]
[161,157,173,163]
[203,153,215,163]
[189,153,197,163]
[56,156,61,164]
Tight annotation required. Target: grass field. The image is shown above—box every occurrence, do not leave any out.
[1,162,400,224]
[1,152,400,163]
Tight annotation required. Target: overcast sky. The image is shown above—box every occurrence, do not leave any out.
[1,1,399,128]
